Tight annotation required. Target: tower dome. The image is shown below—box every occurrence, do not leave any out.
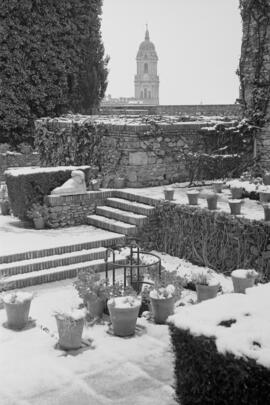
[134,27,159,105]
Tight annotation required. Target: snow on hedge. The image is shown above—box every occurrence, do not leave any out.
[5,166,90,177]
[169,283,270,368]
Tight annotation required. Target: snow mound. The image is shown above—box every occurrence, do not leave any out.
[169,283,270,368]
[108,296,141,309]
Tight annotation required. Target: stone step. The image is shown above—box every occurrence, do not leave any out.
[106,197,155,216]
[113,190,159,207]
[0,247,107,277]
[96,206,148,226]
[0,234,125,265]
[86,215,137,236]
[1,255,127,290]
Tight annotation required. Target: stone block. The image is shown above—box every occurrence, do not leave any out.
[129,151,148,165]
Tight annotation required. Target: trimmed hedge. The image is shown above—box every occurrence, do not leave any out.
[5,166,97,219]
[138,202,270,280]
[169,325,270,405]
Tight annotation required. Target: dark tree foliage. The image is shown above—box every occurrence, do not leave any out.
[0,0,108,147]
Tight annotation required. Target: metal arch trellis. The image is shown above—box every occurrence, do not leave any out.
[104,245,162,290]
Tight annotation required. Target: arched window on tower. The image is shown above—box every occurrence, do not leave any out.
[144,63,148,74]
[144,88,147,99]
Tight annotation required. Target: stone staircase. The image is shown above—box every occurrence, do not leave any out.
[87,193,156,236]
[0,234,126,290]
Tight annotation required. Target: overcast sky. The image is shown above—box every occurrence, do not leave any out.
[101,0,242,105]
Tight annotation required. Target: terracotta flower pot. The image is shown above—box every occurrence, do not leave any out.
[263,203,270,221]
[33,217,45,229]
[108,297,141,337]
[263,172,270,185]
[231,270,257,294]
[196,284,219,303]
[206,194,218,210]
[259,191,270,203]
[150,296,175,324]
[90,179,100,191]
[1,200,10,215]
[87,297,105,318]
[186,190,199,205]
[55,316,84,350]
[231,187,243,199]
[4,297,32,330]
[228,199,242,215]
[164,189,174,201]
[212,182,223,193]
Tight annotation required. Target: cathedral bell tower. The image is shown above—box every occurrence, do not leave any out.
[134,27,159,105]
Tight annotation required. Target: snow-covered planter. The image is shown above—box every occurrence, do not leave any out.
[228,199,243,215]
[212,181,224,193]
[54,308,86,350]
[206,193,218,210]
[164,188,175,201]
[107,296,141,337]
[3,291,33,330]
[263,203,270,221]
[193,273,220,303]
[186,190,199,205]
[231,269,258,294]
[149,284,176,324]
[168,285,270,405]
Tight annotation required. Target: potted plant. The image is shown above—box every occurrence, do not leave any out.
[193,273,220,303]
[89,179,101,191]
[74,270,108,319]
[106,283,141,336]
[206,193,218,210]
[186,190,200,205]
[228,199,243,215]
[262,203,270,221]
[3,291,33,329]
[27,203,48,229]
[231,186,243,199]
[0,198,10,215]
[144,270,183,324]
[231,269,258,294]
[259,187,270,203]
[212,181,224,193]
[54,308,86,350]
[164,188,175,201]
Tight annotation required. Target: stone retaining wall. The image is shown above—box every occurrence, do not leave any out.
[44,190,113,228]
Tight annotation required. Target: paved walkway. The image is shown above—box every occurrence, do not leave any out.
[0,280,178,405]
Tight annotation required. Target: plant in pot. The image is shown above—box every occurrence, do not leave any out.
[27,203,48,229]
[192,272,220,303]
[212,181,224,193]
[228,199,243,215]
[74,270,108,319]
[262,203,270,221]
[164,188,175,201]
[3,291,33,330]
[186,189,200,205]
[107,283,141,337]
[206,193,218,210]
[231,269,258,294]
[144,269,183,324]
[54,308,86,350]
[89,179,101,191]
[258,186,270,203]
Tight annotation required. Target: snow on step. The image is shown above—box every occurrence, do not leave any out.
[87,215,137,236]
[0,247,107,277]
[106,197,155,216]
[0,234,125,265]
[2,256,127,289]
[96,206,147,226]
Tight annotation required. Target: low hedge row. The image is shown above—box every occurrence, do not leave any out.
[5,166,97,219]
[169,325,270,405]
[138,202,270,280]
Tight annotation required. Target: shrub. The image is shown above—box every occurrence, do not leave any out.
[5,166,94,219]
[169,325,270,405]
[0,0,108,147]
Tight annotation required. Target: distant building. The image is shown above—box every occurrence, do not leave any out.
[134,27,159,105]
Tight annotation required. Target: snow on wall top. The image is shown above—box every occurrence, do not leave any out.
[169,283,270,368]
[4,166,90,177]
